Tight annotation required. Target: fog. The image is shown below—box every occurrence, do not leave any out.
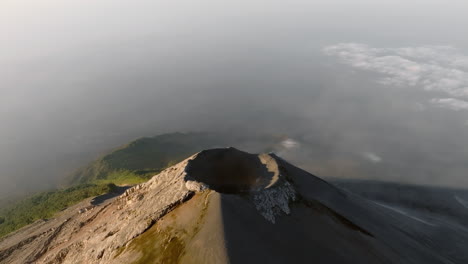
[1,0,468,198]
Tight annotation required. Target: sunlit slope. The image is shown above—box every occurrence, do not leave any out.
[0,183,116,238]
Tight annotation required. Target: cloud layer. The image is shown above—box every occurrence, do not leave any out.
[362,152,382,163]
[324,43,468,111]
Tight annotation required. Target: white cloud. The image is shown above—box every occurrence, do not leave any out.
[430,98,468,111]
[274,138,301,157]
[281,138,300,149]
[362,152,382,163]
[324,43,468,111]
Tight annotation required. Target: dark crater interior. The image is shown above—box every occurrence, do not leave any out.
[186,148,274,194]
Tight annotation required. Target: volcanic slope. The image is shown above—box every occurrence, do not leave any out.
[1,148,467,263]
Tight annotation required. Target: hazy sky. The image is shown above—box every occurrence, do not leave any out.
[1,0,468,197]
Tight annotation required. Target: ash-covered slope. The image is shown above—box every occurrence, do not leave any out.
[1,148,467,264]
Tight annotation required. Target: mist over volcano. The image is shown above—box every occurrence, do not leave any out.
[1,0,468,198]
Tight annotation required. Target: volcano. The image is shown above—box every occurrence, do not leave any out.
[1,148,467,264]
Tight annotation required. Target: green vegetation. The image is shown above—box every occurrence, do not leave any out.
[69,132,223,185]
[92,170,155,186]
[0,183,116,238]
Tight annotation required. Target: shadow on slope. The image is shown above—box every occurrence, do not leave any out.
[90,185,131,206]
[331,178,468,224]
[219,194,393,264]
[218,154,468,264]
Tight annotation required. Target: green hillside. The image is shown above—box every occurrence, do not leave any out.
[68,132,225,185]
[0,183,116,238]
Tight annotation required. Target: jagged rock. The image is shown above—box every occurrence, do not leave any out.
[184,180,208,192]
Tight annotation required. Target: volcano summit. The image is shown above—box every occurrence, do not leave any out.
[1,148,467,264]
